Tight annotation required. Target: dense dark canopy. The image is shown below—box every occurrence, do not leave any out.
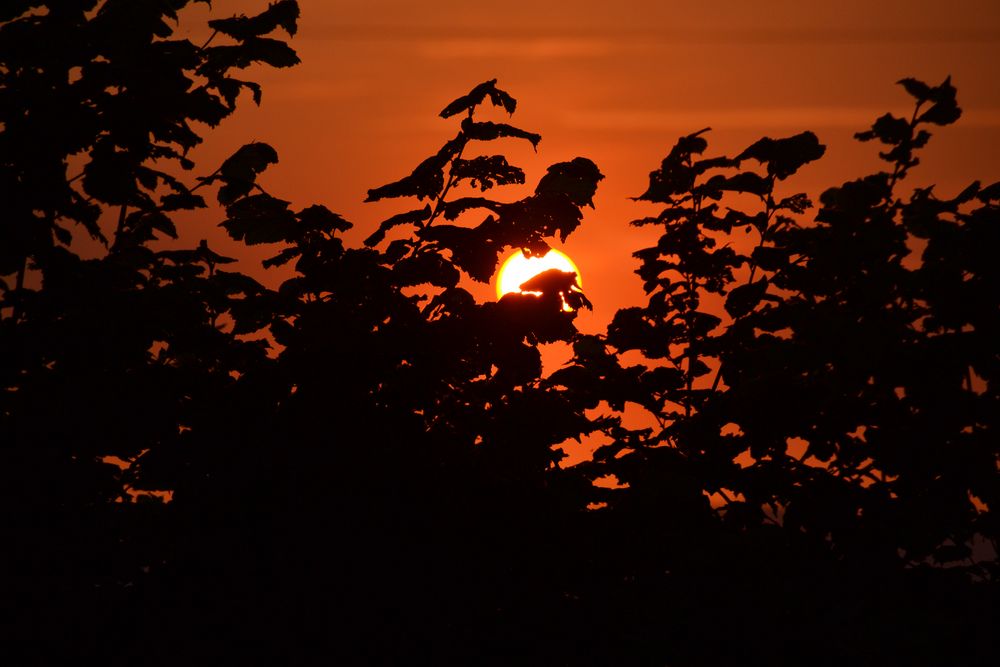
[2,2,997,664]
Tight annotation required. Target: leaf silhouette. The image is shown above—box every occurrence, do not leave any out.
[208,1,300,40]
[535,157,604,208]
[461,118,541,149]
[452,155,525,191]
[220,193,296,244]
[724,278,768,317]
[210,142,280,204]
[439,78,517,118]
[636,128,711,203]
[365,206,431,246]
[736,131,826,180]
[365,139,463,202]
[200,38,301,75]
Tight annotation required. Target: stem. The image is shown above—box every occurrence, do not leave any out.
[189,164,223,194]
[685,283,695,418]
[198,30,219,52]
[886,101,924,197]
[710,199,775,394]
[709,361,724,394]
[428,141,466,227]
[112,203,128,249]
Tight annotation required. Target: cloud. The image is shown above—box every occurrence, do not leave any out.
[563,107,1000,131]
[413,37,614,60]
[261,80,368,102]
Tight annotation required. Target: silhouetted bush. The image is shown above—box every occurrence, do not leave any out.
[2,3,996,665]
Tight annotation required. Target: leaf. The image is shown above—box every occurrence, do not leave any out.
[535,158,604,208]
[441,197,502,221]
[220,193,296,245]
[384,239,413,263]
[917,75,961,126]
[439,79,517,118]
[919,99,962,126]
[208,1,300,40]
[242,36,301,68]
[948,181,980,206]
[211,142,279,205]
[635,128,711,203]
[724,279,769,318]
[214,78,263,108]
[197,239,237,265]
[214,270,265,296]
[897,77,934,102]
[219,142,278,181]
[82,141,141,205]
[641,366,685,393]
[365,206,431,246]
[563,287,593,312]
[160,192,207,211]
[672,129,711,157]
[461,118,541,149]
[452,155,525,191]
[710,172,770,197]
[297,204,352,235]
[200,38,300,76]
[493,342,543,387]
[51,222,72,246]
[424,287,475,318]
[418,224,500,282]
[736,131,826,180]
[519,268,579,294]
[693,155,738,175]
[750,246,790,272]
[365,138,464,202]
[855,113,911,145]
[608,307,657,354]
[547,365,592,391]
[393,253,460,288]
[262,246,302,269]
[499,193,585,244]
[776,193,812,214]
[137,211,178,240]
[977,180,1000,203]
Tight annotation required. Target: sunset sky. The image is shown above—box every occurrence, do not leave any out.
[176,0,1000,333]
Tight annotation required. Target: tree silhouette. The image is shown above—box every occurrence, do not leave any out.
[552,77,999,664]
[254,76,605,661]
[2,3,997,665]
[1,0,305,656]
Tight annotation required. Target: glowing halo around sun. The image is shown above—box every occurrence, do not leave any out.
[496,249,581,299]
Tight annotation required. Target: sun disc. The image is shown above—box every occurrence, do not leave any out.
[496,249,581,299]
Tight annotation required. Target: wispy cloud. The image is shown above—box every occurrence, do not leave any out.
[563,107,1000,131]
[413,37,614,60]
[305,24,1000,47]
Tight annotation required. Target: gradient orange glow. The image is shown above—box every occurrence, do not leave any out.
[173,0,1000,335]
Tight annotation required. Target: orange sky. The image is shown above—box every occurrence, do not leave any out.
[173,0,1000,336]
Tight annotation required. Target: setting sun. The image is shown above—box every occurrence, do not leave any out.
[496,249,581,299]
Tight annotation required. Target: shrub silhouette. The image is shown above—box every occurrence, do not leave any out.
[2,2,997,665]
[553,76,999,664]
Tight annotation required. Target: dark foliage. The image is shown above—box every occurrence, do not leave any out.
[1,4,996,664]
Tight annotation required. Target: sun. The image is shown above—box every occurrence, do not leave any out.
[496,249,581,299]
